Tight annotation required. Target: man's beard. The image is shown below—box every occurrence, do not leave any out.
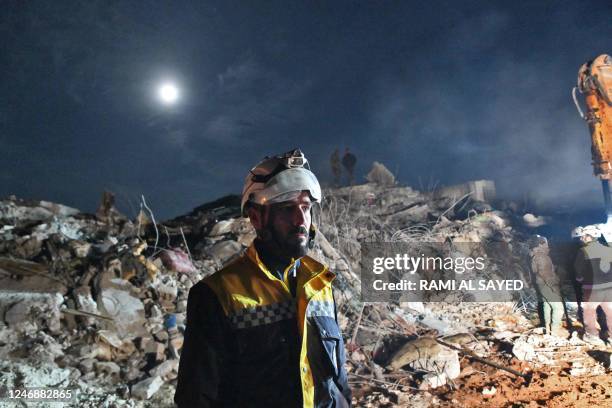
[260,224,309,260]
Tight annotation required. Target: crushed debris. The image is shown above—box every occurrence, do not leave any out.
[0,177,610,406]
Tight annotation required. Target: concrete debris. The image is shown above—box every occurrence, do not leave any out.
[0,178,606,405]
[433,179,496,202]
[145,341,166,363]
[131,375,164,400]
[209,219,234,236]
[97,330,124,349]
[0,198,78,226]
[366,161,396,186]
[511,332,603,374]
[94,361,121,383]
[149,359,179,380]
[73,285,100,324]
[387,337,460,389]
[482,386,497,396]
[522,212,550,228]
[0,257,68,294]
[71,240,92,258]
[2,292,63,334]
[512,338,536,361]
[96,277,147,339]
[207,239,243,265]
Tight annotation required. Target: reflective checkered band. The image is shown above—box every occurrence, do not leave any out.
[229,300,296,329]
[306,300,335,318]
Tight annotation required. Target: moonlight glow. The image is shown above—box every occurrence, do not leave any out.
[158,82,180,105]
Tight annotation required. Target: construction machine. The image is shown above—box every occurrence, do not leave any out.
[572,54,612,238]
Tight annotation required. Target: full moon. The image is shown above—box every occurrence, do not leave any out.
[158,82,179,105]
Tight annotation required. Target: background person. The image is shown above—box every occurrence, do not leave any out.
[572,225,612,343]
[341,148,357,186]
[528,235,565,336]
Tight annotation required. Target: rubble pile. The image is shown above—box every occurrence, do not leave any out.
[0,194,216,406]
[313,174,611,406]
[0,171,610,406]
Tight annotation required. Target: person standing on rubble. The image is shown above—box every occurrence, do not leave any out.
[528,235,565,336]
[330,148,341,186]
[175,149,351,408]
[572,225,612,343]
[341,148,356,186]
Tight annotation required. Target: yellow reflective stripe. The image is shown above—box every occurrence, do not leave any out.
[247,244,296,294]
[299,284,336,408]
[306,300,335,318]
[300,317,314,408]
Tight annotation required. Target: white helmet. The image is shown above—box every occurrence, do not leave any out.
[571,223,612,244]
[571,225,602,239]
[241,149,322,216]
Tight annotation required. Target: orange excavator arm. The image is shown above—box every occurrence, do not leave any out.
[574,54,612,219]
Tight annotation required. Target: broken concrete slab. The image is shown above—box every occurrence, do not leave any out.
[433,180,496,202]
[131,375,164,400]
[94,361,121,383]
[207,240,242,265]
[73,286,100,326]
[77,342,113,361]
[149,359,179,380]
[512,338,536,361]
[0,359,74,391]
[388,204,430,225]
[96,330,124,349]
[366,161,396,186]
[387,337,460,389]
[209,219,234,236]
[32,216,84,240]
[145,341,166,363]
[96,277,147,339]
[1,291,63,334]
[29,332,65,363]
[523,213,550,228]
[0,257,68,294]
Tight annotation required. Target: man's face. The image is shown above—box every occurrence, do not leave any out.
[580,234,595,244]
[249,191,313,259]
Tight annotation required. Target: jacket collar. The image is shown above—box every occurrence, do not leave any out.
[246,242,334,284]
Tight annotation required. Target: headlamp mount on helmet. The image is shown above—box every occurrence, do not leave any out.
[241,149,322,216]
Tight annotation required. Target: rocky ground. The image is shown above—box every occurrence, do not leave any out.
[1,167,610,407]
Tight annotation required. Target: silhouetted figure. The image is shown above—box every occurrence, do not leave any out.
[330,148,341,186]
[529,235,564,336]
[341,148,356,185]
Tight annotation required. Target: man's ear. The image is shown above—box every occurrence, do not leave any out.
[246,206,264,230]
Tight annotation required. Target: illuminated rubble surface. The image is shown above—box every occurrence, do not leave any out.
[0,177,611,407]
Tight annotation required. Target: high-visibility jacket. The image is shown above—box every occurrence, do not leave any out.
[175,243,351,407]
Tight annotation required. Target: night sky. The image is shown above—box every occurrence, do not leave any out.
[2,1,611,220]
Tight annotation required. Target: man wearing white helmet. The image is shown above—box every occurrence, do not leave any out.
[176,149,351,408]
[240,148,323,263]
[572,224,612,343]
